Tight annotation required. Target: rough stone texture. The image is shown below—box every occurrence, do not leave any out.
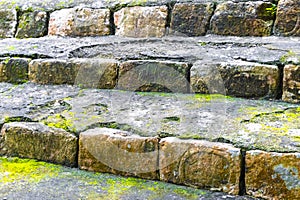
[246,150,300,199]
[0,122,77,167]
[191,60,280,98]
[274,0,300,36]
[114,6,168,38]
[210,1,275,36]
[117,60,190,93]
[29,59,79,85]
[49,7,110,36]
[0,58,31,83]
[170,3,215,36]
[79,128,159,180]
[283,65,300,103]
[159,138,241,194]
[0,9,17,38]
[16,11,48,38]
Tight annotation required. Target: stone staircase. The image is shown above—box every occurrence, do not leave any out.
[0,0,300,199]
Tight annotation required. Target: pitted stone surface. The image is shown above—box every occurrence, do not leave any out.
[283,64,300,103]
[246,150,300,199]
[0,9,17,38]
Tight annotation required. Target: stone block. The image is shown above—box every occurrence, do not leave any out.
[16,11,48,38]
[0,58,30,83]
[210,1,274,36]
[79,128,159,180]
[170,3,214,36]
[114,6,168,38]
[283,64,300,103]
[0,122,78,167]
[190,60,280,98]
[159,137,241,194]
[246,150,300,199]
[117,60,190,93]
[49,7,110,36]
[274,0,300,36]
[0,9,17,38]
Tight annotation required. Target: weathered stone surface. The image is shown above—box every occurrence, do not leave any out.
[0,122,77,167]
[210,1,275,36]
[0,58,31,83]
[79,128,159,179]
[49,7,110,36]
[191,60,280,98]
[29,59,79,85]
[0,9,17,38]
[274,0,300,36]
[246,150,300,199]
[283,65,300,103]
[114,6,168,37]
[117,60,190,93]
[159,137,241,194]
[170,3,214,36]
[16,11,48,38]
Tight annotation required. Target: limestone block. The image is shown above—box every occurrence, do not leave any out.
[159,137,241,194]
[29,59,79,85]
[0,9,17,38]
[210,1,274,36]
[283,65,300,103]
[114,6,168,38]
[117,60,190,93]
[79,128,159,180]
[49,7,110,36]
[170,3,214,36]
[16,11,48,38]
[190,60,280,98]
[274,0,300,36]
[0,58,30,83]
[0,122,77,167]
[246,150,300,199]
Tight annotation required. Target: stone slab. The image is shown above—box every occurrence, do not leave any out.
[283,64,300,103]
[246,150,300,199]
[159,137,241,194]
[0,122,77,167]
[114,6,168,37]
[0,58,31,83]
[0,9,17,38]
[79,128,159,180]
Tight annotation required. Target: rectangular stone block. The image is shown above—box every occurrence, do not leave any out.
[190,60,280,98]
[159,137,241,194]
[0,58,31,83]
[0,122,78,167]
[210,1,274,36]
[170,3,214,36]
[283,64,300,103]
[114,6,168,37]
[79,128,159,180]
[0,9,17,38]
[246,150,300,199]
[117,60,190,93]
[49,7,110,36]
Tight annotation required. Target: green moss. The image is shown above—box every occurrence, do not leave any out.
[178,133,205,140]
[280,50,300,64]
[42,113,76,133]
[6,46,16,51]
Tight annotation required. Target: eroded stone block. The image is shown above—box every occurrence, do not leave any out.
[16,11,48,38]
[190,60,280,98]
[0,122,77,167]
[49,7,110,36]
[0,9,17,38]
[274,0,300,36]
[210,1,274,36]
[114,6,168,37]
[246,150,300,199]
[159,137,241,194]
[283,64,300,103]
[0,58,31,83]
[170,3,214,36]
[79,128,159,180]
[117,60,190,93]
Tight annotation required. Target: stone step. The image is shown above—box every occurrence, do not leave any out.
[0,82,300,199]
